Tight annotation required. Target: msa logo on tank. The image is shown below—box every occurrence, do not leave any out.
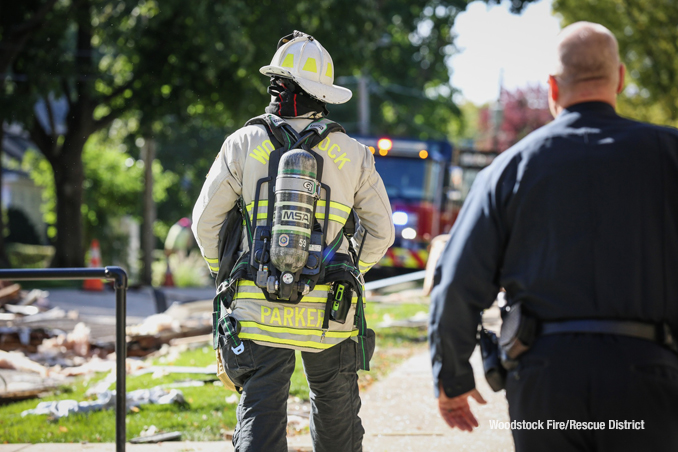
[282,210,311,224]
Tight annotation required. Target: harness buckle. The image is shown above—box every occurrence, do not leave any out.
[231,343,245,355]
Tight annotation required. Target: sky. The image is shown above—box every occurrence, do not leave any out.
[449,0,562,105]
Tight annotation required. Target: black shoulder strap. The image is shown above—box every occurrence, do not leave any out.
[245,114,299,150]
[301,118,346,149]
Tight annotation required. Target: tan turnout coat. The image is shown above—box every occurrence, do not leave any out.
[192,116,394,352]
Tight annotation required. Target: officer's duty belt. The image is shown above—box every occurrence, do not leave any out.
[541,319,677,352]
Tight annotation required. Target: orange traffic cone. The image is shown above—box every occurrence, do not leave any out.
[162,255,175,287]
[83,239,104,291]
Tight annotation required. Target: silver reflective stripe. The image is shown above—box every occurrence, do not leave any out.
[246,200,269,225]
[315,200,350,226]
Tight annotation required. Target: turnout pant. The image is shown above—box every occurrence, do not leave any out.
[506,334,678,452]
[221,338,364,452]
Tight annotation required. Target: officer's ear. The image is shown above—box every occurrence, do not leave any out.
[548,75,560,118]
[548,75,559,102]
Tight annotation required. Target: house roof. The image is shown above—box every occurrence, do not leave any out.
[2,123,34,161]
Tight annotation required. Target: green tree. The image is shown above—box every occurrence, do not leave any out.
[553,0,678,126]
[0,0,59,267]
[22,129,176,269]
[5,0,538,268]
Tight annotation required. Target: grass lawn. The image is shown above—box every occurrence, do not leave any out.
[0,300,429,443]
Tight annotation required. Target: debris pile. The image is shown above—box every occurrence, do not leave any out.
[21,385,187,419]
[0,283,214,403]
[126,300,212,357]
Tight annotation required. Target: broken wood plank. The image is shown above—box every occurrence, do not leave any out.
[130,431,182,444]
[0,284,21,308]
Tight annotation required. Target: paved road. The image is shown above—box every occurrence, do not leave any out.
[44,286,216,321]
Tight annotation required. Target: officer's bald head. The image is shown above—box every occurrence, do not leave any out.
[548,22,624,115]
[553,22,620,86]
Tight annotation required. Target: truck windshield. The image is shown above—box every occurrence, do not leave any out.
[374,157,440,203]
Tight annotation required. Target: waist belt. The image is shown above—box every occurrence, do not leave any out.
[541,319,677,352]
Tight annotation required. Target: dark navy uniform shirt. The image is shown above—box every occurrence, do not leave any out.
[429,101,678,398]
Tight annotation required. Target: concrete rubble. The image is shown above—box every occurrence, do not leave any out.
[0,283,214,403]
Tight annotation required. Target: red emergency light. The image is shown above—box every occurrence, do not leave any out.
[377,138,393,156]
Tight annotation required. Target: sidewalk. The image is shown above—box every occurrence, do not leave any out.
[361,348,513,452]
[0,347,513,452]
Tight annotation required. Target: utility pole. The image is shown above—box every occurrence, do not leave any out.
[358,73,370,135]
[141,138,156,285]
[491,69,505,151]
[0,121,8,268]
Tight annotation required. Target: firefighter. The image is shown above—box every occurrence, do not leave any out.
[192,31,394,452]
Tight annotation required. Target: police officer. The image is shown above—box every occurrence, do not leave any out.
[192,31,394,452]
[429,22,678,451]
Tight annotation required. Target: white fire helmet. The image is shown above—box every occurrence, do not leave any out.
[260,31,352,105]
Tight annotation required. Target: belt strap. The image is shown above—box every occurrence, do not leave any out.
[541,319,677,352]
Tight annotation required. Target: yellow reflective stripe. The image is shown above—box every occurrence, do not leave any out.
[240,321,358,339]
[246,201,269,210]
[302,57,318,73]
[234,291,357,305]
[205,257,219,264]
[234,292,329,303]
[315,213,347,225]
[239,333,333,350]
[238,280,331,292]
[317,200,351,214]
[246,201,269,221]
[281,54,294,68]
[208,263,219,271]
[358,260,375,272]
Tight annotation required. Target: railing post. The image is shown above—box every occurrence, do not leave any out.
[107,267,128,452]
[0,266,128,451]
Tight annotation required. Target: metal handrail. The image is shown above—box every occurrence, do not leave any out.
[0,267,128,452]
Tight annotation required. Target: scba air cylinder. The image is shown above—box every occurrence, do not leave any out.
[271,149,320,276]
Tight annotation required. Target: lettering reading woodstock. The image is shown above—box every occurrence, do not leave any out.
[249,138,351,169]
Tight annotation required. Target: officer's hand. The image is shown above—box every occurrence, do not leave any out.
[438,385,487,432]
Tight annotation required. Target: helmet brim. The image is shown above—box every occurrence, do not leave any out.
[260,65,353,105]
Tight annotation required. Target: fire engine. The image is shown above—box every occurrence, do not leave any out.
[355,135,498,275]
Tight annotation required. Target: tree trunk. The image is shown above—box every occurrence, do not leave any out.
[49,144,85,268]
[0,121,10,268]
[140,138,156,285]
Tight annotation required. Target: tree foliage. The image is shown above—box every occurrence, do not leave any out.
[553,0,678,126]
[22,130,175,266]
[3,0,539,267]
